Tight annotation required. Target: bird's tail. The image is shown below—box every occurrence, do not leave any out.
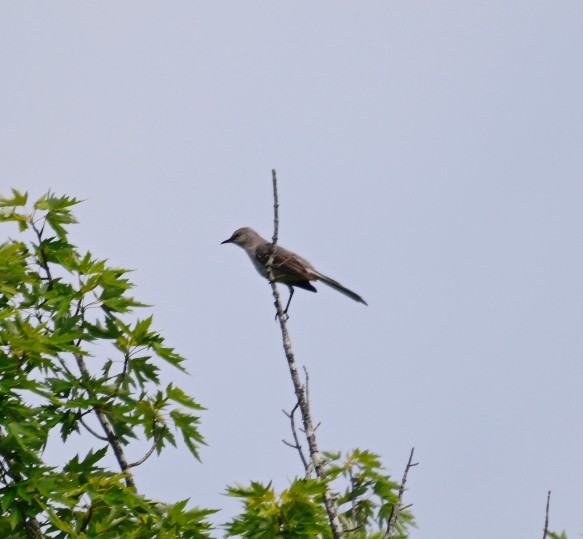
[313,271,368,305]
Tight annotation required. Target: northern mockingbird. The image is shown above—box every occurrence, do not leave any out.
[221,227,367,314]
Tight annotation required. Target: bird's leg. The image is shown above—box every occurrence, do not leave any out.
[283,286,295,316]
[274,286,294,321]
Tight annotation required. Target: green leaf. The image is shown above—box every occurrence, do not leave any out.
[170,409,205,460]
[167,384,205,411]
[64,447,108,474]
[34,192,81,212]
[0,189,28,207]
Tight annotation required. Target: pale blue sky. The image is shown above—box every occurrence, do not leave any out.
[1,2,583,537]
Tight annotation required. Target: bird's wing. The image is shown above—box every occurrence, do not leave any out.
[256,244,315,282]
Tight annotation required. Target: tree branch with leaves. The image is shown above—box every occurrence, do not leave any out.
[0,190,212,538]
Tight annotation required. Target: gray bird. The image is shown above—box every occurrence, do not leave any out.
[221,227,367,314]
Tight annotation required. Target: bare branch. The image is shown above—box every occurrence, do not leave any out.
[270,169,280,249]
[112,352,131,396]
[282,403,309,473]
[282,438,299,449]
[348,467,358,524]
[78,502,94,534]
[267,170,344,539]
[31,221,53,284]
[385,447,417,538]
[543,490,551,539]
[127,427,164,469]
[79,417,109,441]
[303,366,310,406]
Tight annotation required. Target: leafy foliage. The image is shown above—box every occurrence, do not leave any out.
[0,191,211,537]
[325,450,415,538]
[225,450,416,538]
[225,480,332,538]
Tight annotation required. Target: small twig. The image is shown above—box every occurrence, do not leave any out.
[73,293,84,319]
[303,366,310,409]
[79,417,109,441]
[31,221,53,283]
[542,490,551,539]
[78,502,94,534]
[113,352,131,395]
[282,403,310,473]
[385,447,417,538]
[127,426,165,469]
[266,169,280,288]
[270,170,280,250]
[348,467,358,524]
[57,357,76,379]
[282,439,298,449]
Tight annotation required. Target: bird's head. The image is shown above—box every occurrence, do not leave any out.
[221,227,261,248]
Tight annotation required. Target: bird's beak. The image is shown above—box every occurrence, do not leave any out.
[221,237,233,245]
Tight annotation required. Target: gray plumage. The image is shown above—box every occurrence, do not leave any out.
[221,227,367,310]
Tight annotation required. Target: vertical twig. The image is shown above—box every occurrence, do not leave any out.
[542,490,551,539]
[282,403,310,474]
[266,169,344,539]
[269,169,280,252]
[385,447,417,538]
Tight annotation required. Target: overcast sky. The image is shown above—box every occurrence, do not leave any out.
[1,2,583,537]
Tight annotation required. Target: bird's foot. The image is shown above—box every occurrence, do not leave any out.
[273,302,289,321]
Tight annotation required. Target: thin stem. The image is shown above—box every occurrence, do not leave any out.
[282,403,310,474]
[79,417,109,441]
[127,425,165,469]
[542,490,551,539]
[385,447,417,538]
[31,222,53,283]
